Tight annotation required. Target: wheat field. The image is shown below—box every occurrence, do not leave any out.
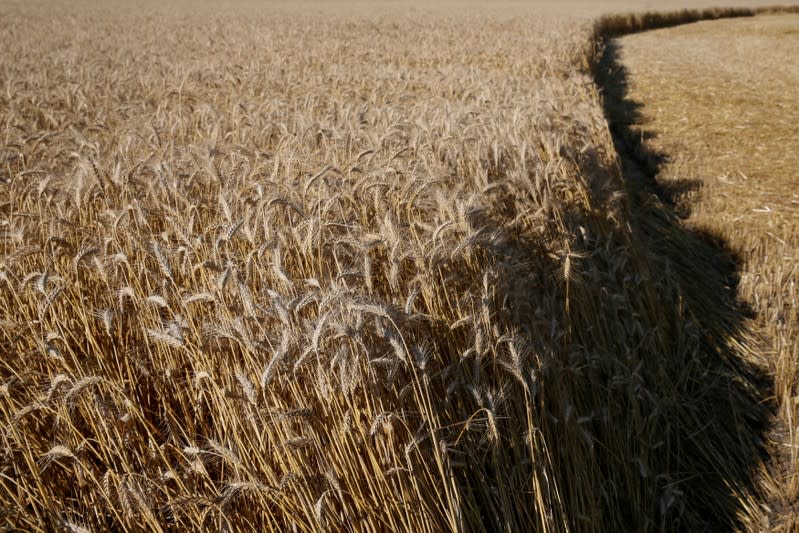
[1,2,797,531]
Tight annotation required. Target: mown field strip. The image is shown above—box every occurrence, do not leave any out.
[609,14,799,531]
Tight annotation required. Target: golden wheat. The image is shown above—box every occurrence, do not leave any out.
[1,2,797,531]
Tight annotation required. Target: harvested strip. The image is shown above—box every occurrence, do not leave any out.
[614,14,799,531]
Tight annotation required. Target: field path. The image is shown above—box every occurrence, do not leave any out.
[602,14,799,530]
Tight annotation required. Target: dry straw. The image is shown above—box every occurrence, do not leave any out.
[1,3,797,532]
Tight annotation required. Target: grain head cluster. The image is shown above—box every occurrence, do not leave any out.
[0,6,776,532]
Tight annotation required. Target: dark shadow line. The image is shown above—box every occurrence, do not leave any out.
[591,32,775,531]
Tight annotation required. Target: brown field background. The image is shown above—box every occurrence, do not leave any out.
[1,1,797,531]
[4,0,799,17]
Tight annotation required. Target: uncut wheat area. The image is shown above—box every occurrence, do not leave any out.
[0,2,788,531]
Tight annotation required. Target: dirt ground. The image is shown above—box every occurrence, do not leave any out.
[616,14,799,530]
